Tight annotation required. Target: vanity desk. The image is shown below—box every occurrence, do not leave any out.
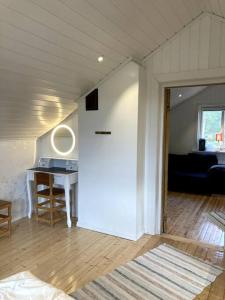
[26,158,78,228]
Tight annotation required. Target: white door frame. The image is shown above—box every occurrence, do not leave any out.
[144,67,225,235]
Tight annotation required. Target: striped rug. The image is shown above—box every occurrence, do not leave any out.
[70,243,224,300]
[208,211,225,232]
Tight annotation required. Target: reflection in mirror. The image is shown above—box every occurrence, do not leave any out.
[51,125,75,156]
[54,127,72,153]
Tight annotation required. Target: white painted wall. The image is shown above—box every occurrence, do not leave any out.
[36,112,78,160]
[78,62,142,240]
[170,85,225,154]
[143,12,225,235]
[136,66,147,237]
[0,139,36,221]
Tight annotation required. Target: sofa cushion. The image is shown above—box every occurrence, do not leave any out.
[168,154,190,172]
[209,164,225,173]
[208,164,225,194]
[175,170,209,180]
[187,153,218,172]
[168,152,218,194]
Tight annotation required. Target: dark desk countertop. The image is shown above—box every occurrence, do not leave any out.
[28,167,77,174]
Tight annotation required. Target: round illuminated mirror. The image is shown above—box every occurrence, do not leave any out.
[51,125,75,156]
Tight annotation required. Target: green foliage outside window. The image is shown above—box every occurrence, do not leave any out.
[202,110,223,150]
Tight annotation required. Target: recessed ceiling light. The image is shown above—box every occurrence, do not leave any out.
[178,94,182,98]
[98,56,104,62]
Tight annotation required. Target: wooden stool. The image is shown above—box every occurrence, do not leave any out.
[34,172,66,226]
[0,200,12,237]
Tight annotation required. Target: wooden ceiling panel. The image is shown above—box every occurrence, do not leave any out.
[0,59,89,91]
[31,0,137,58]
[0,35,107,77]
[1,0,125,62]
[0,70,81,96]
[0,21,114,73]
[111,0,163,46]
[0,0,222,138]
[60,0,150,57]
[0,3,121,66]
[85,0,152,56]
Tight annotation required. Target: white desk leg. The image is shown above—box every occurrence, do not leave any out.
[64,177,72,228]
[71,184,76,217]
[26,175,33,219]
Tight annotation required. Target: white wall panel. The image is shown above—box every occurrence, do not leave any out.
[189,21,199,70]
[162,44,171,74]
[220,23,225,67]
[199,15,210,70]
[148,14,225,75]
[78,62,141,240]
[180,27,190,71]
[153,50,162,75]
[209,18,222,68]
[0,139,36,221]
[170,37,180,73]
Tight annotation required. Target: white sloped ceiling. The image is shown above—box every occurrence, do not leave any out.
[171,86,207,108]
[0,0,224,138]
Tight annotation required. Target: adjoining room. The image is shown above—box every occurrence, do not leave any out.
[165,84,225,246]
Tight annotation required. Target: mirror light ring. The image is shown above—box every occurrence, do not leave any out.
[51,124,75,156]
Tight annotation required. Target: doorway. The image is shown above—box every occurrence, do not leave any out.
[162,83,225,246]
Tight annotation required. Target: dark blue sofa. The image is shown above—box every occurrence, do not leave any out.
[208,164,225,194]
[168,152,218,194]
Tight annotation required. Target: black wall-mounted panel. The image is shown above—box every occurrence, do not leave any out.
[95,131,111,135]
[86,89,98,111]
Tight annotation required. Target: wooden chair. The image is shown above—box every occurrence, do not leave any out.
[0,200,11,237]
[34,172,66,226]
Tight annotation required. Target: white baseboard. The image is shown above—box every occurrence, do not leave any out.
[77,221,144,241]
[12,211,27,222]
[136,229,145,240]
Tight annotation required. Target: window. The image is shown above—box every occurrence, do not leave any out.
[200,107,225,150]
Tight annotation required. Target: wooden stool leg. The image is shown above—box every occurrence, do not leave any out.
[8,204,11,236]
[0,201,12,238]
[36,197,39,222]
[50,198,54,227]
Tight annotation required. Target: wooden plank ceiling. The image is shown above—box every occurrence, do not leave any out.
[0,0,224,138]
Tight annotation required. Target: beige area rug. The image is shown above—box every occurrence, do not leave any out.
[71,243,224,300]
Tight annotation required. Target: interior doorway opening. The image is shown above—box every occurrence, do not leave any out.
[162,83,225,247]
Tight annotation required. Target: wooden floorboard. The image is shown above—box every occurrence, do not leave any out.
[167,192,225,246]
[0,217,224,299]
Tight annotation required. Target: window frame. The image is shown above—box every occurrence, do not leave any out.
[198,105,225,151]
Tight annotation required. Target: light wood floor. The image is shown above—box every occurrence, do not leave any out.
[0,218,224,299]
[167,192,225,246]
